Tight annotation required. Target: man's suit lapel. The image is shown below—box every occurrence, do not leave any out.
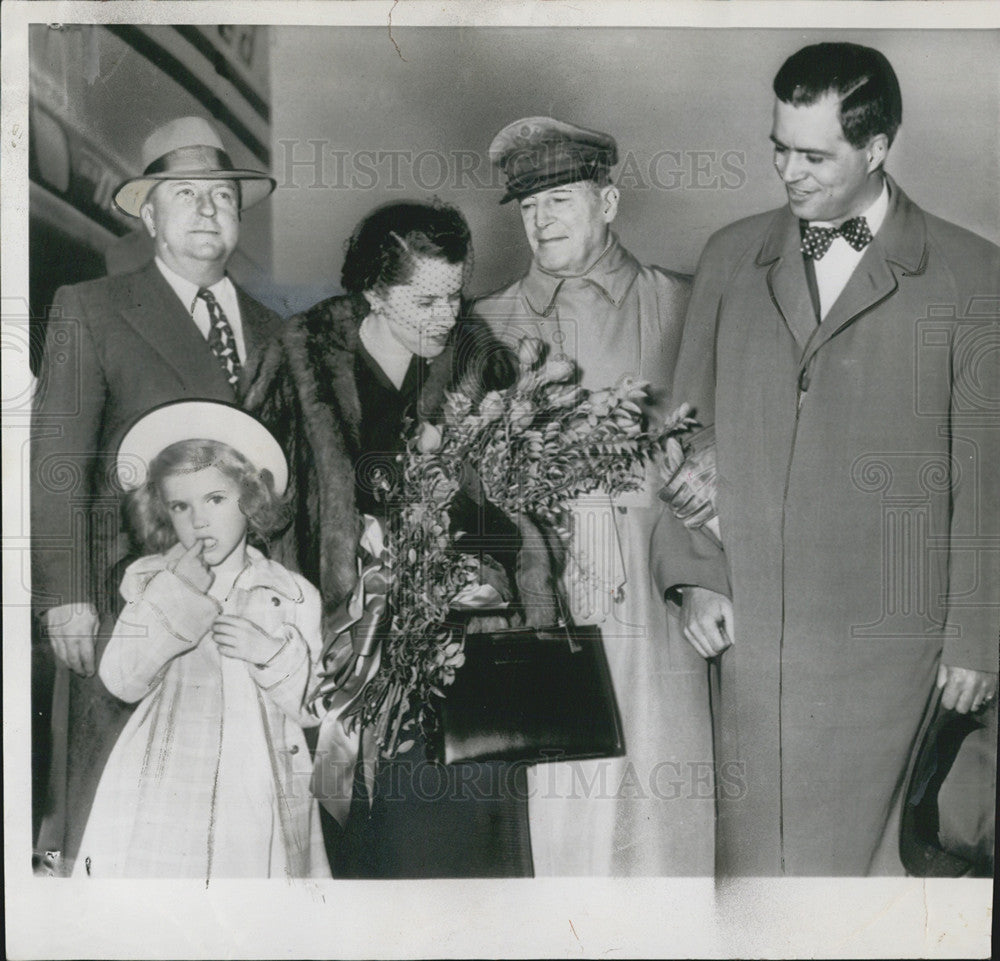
[758,209,820,353]
[804,251,898,365]
[120,261,233,396]
[235,283,282,394]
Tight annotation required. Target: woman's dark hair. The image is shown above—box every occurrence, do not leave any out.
[340,201,473,294]
[126,439,290,554]
[773,42,903,149]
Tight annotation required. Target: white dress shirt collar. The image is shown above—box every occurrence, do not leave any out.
[154,257,246,361]
[810,179,890,320]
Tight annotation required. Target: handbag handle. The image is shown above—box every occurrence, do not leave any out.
[552,588,583,655]
[458,593,585,655]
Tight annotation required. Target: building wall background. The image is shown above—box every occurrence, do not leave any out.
[268,26,1000,311]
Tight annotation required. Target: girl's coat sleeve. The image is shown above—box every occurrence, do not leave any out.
[249,573,324,727]
[99,559,221,703]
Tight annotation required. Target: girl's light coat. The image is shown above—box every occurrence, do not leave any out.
[75,544,330,878]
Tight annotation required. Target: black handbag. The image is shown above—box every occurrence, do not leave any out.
[435,620,626,766]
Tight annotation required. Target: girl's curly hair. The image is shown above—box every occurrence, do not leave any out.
[126,439,291,555]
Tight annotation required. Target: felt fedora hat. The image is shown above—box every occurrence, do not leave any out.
[116,400,288,495]
[113,116,276,218]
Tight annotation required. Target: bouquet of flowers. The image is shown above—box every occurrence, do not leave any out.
[312,336,694,760]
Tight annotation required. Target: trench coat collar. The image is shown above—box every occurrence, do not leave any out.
[756,175,929,361]
[522,233,641,316]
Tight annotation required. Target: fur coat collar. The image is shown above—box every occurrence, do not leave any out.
[244,295,551,623]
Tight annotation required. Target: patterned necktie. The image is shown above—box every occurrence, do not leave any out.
[800,216,874,260]
[197,287,242,391]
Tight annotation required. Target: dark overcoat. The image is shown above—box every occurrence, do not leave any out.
[652,177,1000,875]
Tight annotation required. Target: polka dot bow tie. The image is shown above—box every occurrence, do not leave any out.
[800,216,874,260]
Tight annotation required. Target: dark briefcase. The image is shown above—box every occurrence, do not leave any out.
[437,623,626,766]
[899,694,996,877]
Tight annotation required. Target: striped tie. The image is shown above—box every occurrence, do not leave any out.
[197,287,242,392]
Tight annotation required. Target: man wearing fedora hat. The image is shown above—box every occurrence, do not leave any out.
[31,115,282,870]
[472,118,714,876]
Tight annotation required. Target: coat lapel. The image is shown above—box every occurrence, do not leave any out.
[804,253,898,363]
[120,262,233,396]
[801,178,928,371]
[758,177,929,374]
[235,283,281,395]
[758,209,819,354]
[236,283,281,356]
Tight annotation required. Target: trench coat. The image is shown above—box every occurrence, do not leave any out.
[474,237,715,876]
[652,176,1000,875]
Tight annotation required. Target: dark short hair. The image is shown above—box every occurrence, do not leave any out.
[773,43,903,148]
[340,201,472,294]
[126,438,289,555]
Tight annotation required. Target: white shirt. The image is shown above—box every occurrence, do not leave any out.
[811,179,890,320]
[154,257,247,362]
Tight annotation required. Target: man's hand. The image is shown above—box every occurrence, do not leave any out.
[937,663,998,714]
[169,540,213,594]
[680,586,734,659]
[44,602,100,676]
[212,615,283,666]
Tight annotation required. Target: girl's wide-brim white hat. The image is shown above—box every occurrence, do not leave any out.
[116,401,288,495]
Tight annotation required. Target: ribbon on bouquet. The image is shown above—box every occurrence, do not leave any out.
[309,515,390,826]
[308,516,519,824]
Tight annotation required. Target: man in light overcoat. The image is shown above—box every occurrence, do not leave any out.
[474,117,715,876]
[653,43,999,875]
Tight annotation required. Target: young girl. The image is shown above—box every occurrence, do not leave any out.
[73,401,330,879]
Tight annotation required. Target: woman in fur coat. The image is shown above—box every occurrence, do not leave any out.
[244,201,556,877]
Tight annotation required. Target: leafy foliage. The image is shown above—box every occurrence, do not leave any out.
[354,336,693,758]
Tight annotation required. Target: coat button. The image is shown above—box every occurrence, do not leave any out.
[289,744,299,754]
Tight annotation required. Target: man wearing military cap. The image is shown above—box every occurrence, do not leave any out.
[32,115,283,871]
[473,117,714,876]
